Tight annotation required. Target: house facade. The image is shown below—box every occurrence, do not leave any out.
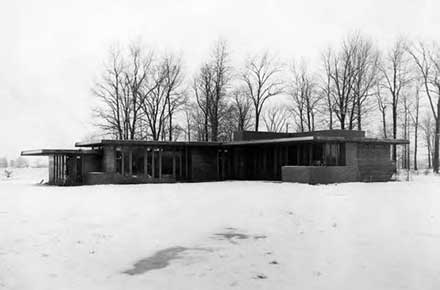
[21,130,408,185]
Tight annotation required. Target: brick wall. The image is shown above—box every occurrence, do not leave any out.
[356,143,394,182]
[282,166,359,184]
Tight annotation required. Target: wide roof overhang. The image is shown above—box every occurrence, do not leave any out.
[73,136,409,148]
[224,136,409,146]
[75,139,223,147]
[21,149,100,156]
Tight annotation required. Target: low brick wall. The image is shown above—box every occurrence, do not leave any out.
[85,172,175,185]
[281,166,359,184]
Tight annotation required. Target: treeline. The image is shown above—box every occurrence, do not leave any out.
[0,157,43,168]
[93,34,440,172]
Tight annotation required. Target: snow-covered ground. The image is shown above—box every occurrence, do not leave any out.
[1,169,440,290]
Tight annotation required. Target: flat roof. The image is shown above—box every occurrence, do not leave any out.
[225,136,409,146]
[74,136,409,148]
[21,149,100,156]
[75,139,223,148]
[226,136,316,146]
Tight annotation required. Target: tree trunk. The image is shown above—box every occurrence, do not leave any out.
[392,102,397,165]
[433,99,440,173]
[382,110,387,138]
[255,110,260,132]
[414,100,419,171]
[357,96,362,131]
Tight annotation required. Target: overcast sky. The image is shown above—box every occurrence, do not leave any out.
[1,0,439,158]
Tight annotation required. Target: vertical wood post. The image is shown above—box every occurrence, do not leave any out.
[121,152,125,175]
[273,146,277,178]
[144,150,148,176]
[158,149,162,179]
[128,150,133,176]
[152,149,155,178]
[179,149,183,178]
[172,148,176,179]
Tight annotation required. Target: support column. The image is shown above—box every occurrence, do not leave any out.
[158,149,162,179]
[103,146,116,173]
[128,150,133,176]
[273,146,278,178]
[172,149,176,179]
[121,152,125,175]
[144,150,149,176]
[179,150,183,178]
[152,149,155,178]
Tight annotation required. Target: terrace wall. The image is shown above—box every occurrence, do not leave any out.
[282,166,359,184]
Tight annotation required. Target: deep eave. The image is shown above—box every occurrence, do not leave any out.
[75,139,223,148]
[74,136,408,148]
[21,149,101,156]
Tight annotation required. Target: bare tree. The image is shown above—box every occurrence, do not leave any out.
[420,114,435,168]
[401,92,411,169]
[320,49,335,129]
[323,40,357,130]
[161,54,185,141]
[375,84,388,138]
[288,63,321,132]
[93,47,128,140]
[409,83,421,170]
[323,34,379,131]
[379,39,411,165]
[139,60,168,140]
[231,88,253,131]
[242,52,283,131]
[123,43,152,139]
[193,40,231,141]
[351,36,380,130]
[408,42,440,173]
[209,40,231,141]
[193,64,213,141]
[263,104,291,133]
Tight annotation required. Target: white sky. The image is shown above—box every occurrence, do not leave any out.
[1,0,439,158]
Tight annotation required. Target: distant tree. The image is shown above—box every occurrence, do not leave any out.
[408,42,440,173]
[209,40,231,141]
[322,33,379,131]
[230,88,253,131]
[162,54,186,141]
[93,47,126,139]
[193,64,214,141]
[14,157,29,168]
[193,40,231,141]
[288,63,322,132]
[409,83,421,170]
[32,158,48,168]
[263,104,291,133]
[93,44,153,140]
[140,54,185,141]
[375,83,389,138]
[420,114,435,169]
[242,52,283,131]
[401,93,411,169]
[323,41,357,130]
[0,157,7,168]
[379,39,412,164]
[351,36,380,130]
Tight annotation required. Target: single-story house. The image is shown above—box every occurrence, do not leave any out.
[21,130,408,185]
